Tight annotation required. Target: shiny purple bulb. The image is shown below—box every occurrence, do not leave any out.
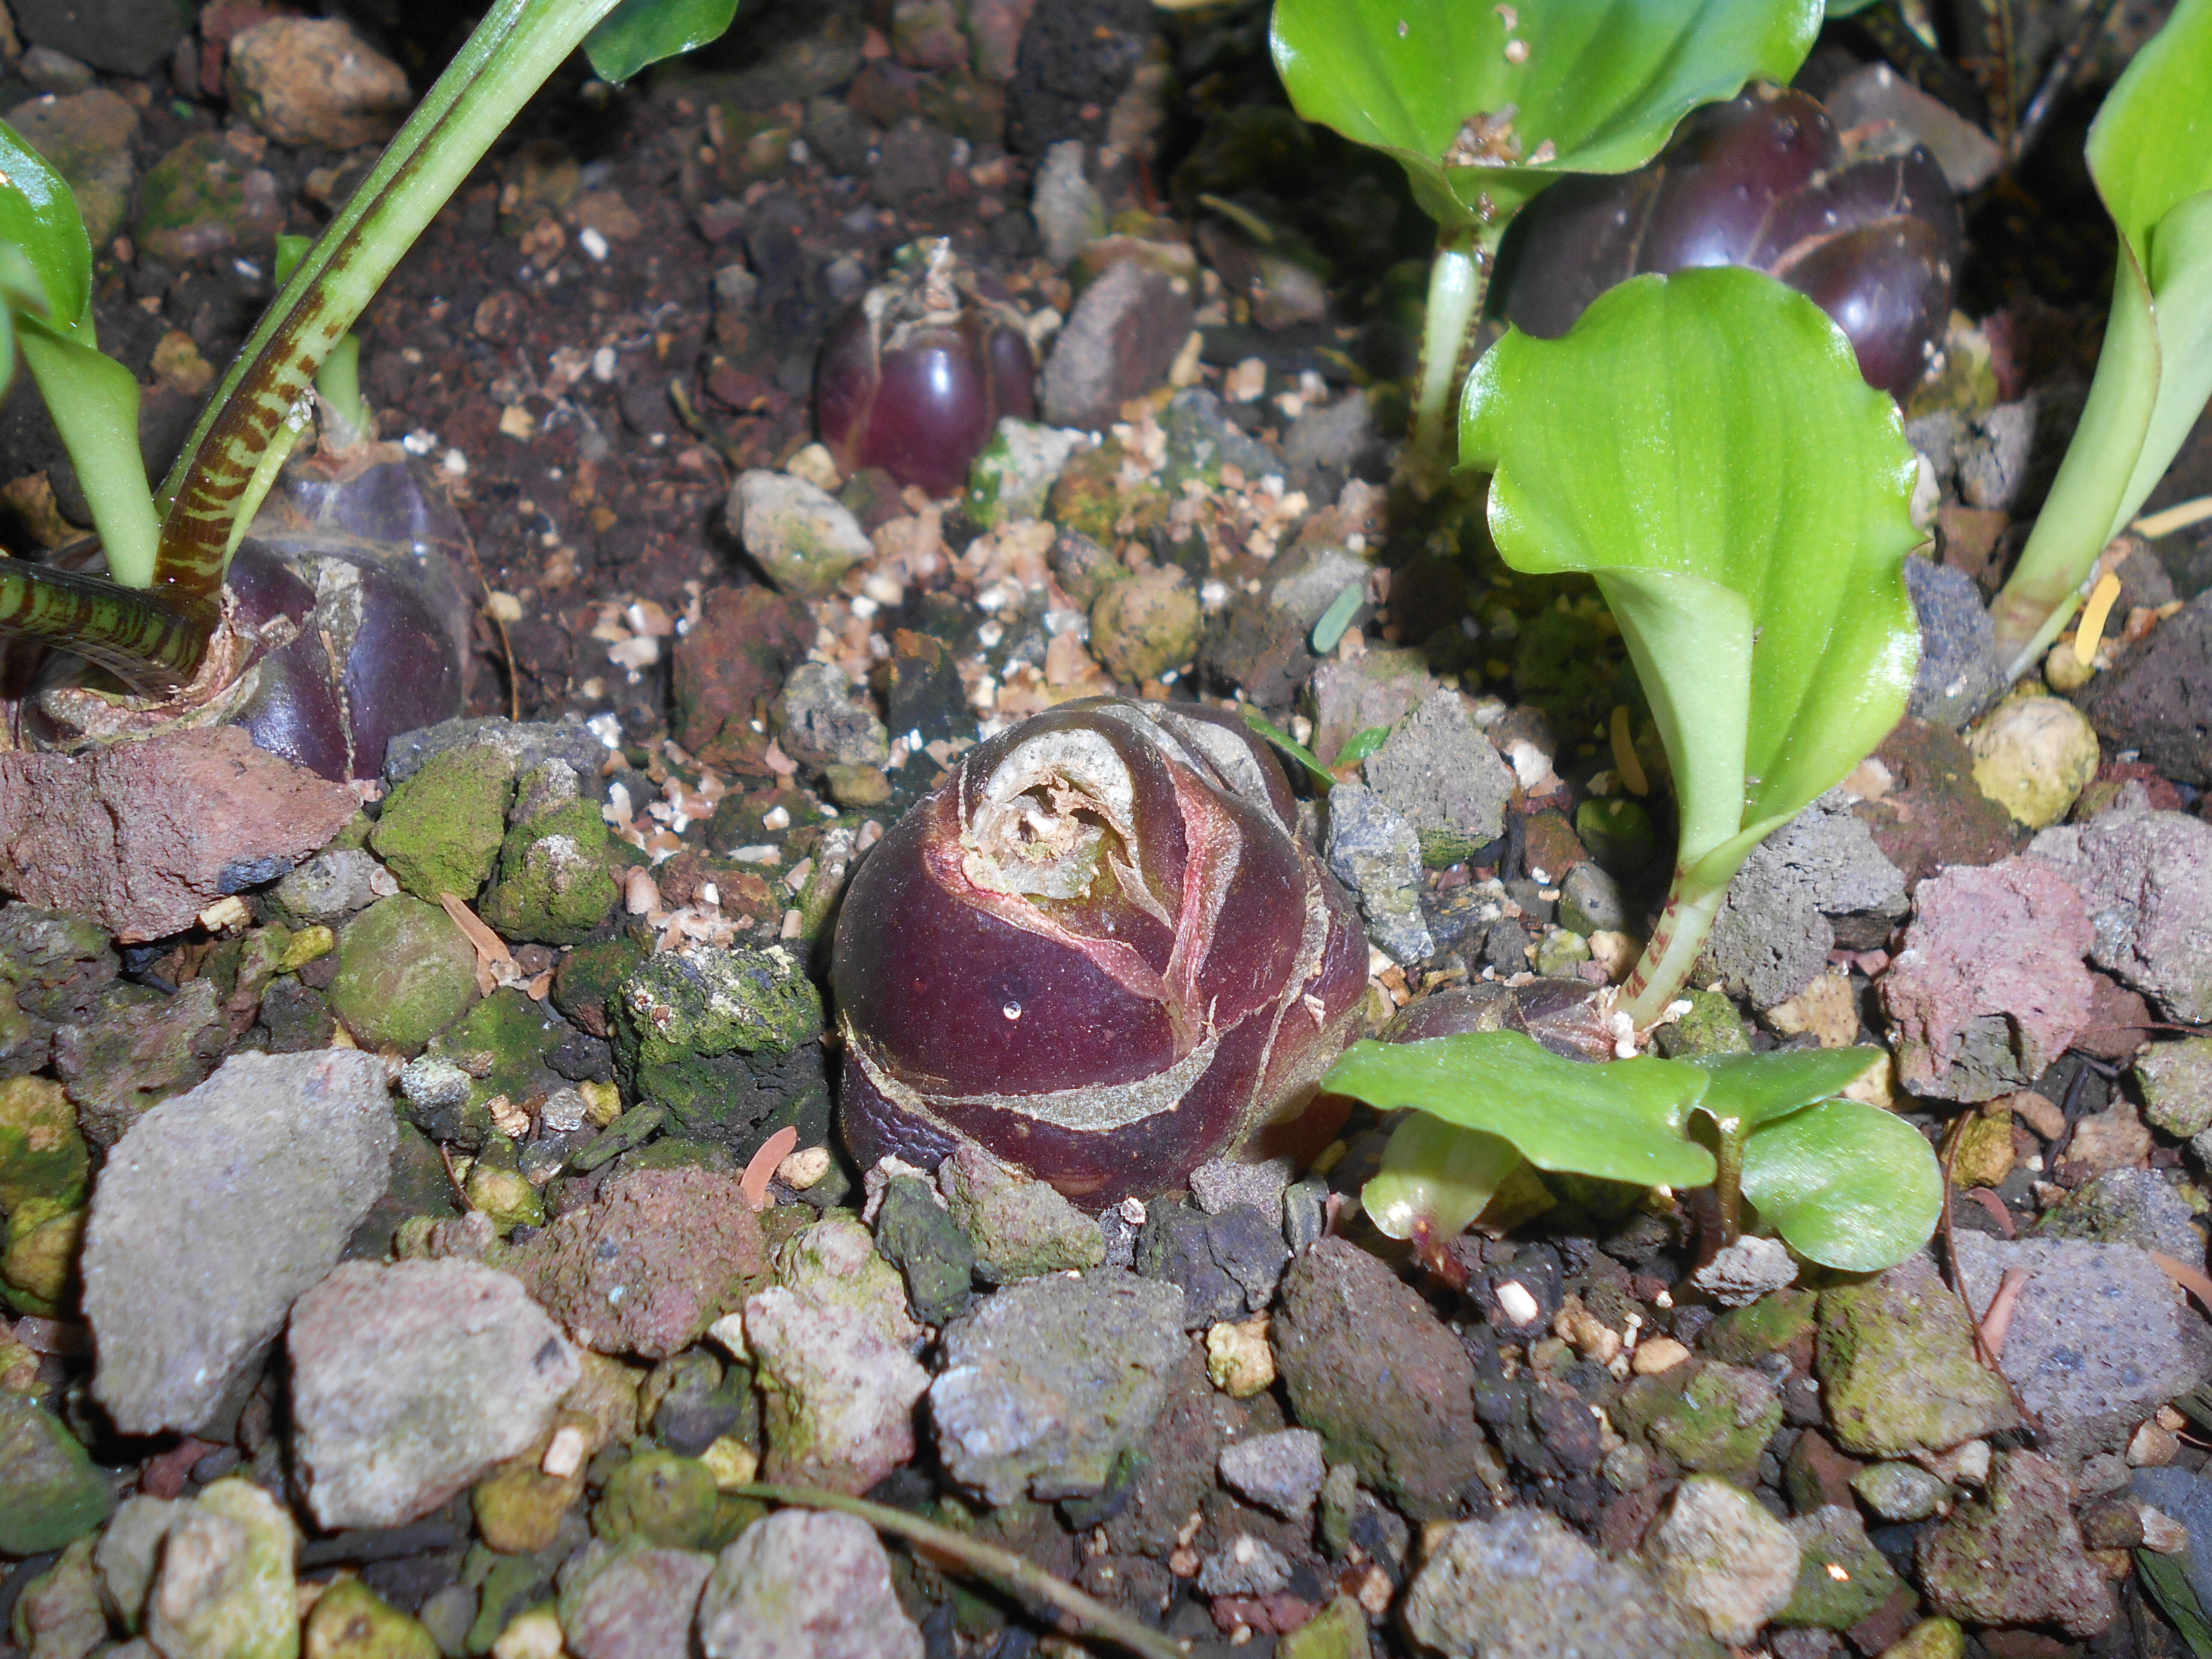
[1498,85,1962,398]
[816,240,1037,499]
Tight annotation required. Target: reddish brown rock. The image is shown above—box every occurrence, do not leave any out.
[1881,857,2094,1101]
[1853,716,2021,891]
[507,1167,770,1359]
[669,586,812,774]
[0,727,360,943]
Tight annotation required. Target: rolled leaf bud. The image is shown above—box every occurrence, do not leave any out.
[815,239,1036,499]
[1498,85,1961,398]
[833,696,1369,1205]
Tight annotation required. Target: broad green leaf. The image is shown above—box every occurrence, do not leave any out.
[1363,1116,1524,1241]
[0,118,91,333]
[585,0,740,83]
[1740,1097,1939,1271]
[1335,724,1394,769]
[1269,0,1822,232]
[1686,1046,1883,1131]
[1322,1031,1717,1188]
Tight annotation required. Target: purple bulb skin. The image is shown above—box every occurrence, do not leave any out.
[1500,86,1962,398]
[816,246,1037,499]
[833,696,1369,1206]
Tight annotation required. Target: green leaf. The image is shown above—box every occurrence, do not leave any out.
[1335,724,1394,769]
[1240,705,1336,791]
[1363,1116,1525,1241]
[585,0,740,83]
[2139,1549,2212,1659]
[0,118,92,333]
[1686,1046,1883,1131]
[1269,0,1822,232]
[1323,1031,1718,1188]
[1461,268,1922,1015]
[1740,1097,1940,1271]
[1822,0,1884,14]
[15,316,158,586]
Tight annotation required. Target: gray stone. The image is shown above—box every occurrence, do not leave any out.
[964,417,1088,528]
[1647,1476,1800,1644]
[1905,555,2003,727]
[1918,1450,2114,1638]
[1957,398,2037,510]
[290,1258,580,1528]
[1404,1508,1724,1659]
[1283,389,1379,477]
[1218,1428,1326,1520]
[2029,808,2212,1024]
[696,1510,922,1659]
[1031,140,1105,268]
[732,471,872,597]
[8,88,138,248]
[1188,1155,1294,1217]
[1851,1460,1948,1521]
[1559,862,1627,935]
[273,848,395,926]
[1197,1534,1294,1597]
[558,1544,715,1659]
[2035,1167,2206,1262]
[1361,688,1515,862]
[1699,839,1832,1009]
[2142,1040,2212,1138]
[930,1269,1186,1505]
[1823,62,2002,191]
[744,1286,928,1496]
[1041,258,1195,430]
[383,715,608,796]
[83,1049,395,1435]
[939,1142,1104,1283]
[19,45,95,93]
[1161,389,1281,492]
[12,0,189,77]
[1324,783,1434,963]
[1954,1231,2212,1463]
[1136,1199,1287,1327]
[772,662,890,770]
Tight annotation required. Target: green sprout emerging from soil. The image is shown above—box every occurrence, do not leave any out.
[1987,0,2212,678]
[1269,0,1823,471]
[1462,266,1925,1027]
[0,0,738,689]
[1327,1031,1942,1272]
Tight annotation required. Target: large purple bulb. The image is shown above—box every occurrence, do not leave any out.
[1498,85,1962,398]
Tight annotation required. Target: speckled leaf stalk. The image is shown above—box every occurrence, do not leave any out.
[154,0,631,598]
[0,559,214,689]
[833,697,1368,1206]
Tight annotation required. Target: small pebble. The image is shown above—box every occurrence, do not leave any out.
[1632,1336,1691,1375]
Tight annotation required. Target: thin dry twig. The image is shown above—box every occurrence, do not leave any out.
[2151,1250,2212,1317]
[1980,1267,2030,1362]
[1939,1114,2037,1426]
[739,1125,799,1212]
[726,1483,1184,1659]
[438,891,517,996]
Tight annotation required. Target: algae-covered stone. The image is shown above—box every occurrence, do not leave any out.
[54,977,227,1147]
[746,1285,928,1496]
[1949,1108,2014,1188]
[965,417,1086,528]
[143,1478,299,1659]
[1967,694,2099,828]
[4,1200,83,1311]
[408,990,577,1148]
[1653,987,1752,1057]
[613,944,825,1142]
[134,131,277,264]
[332,895,482,1052]
[0,1392,113,1554]
[1881,1618,1966,1659]
[9,88,138,245]
[1852,1460,1948,1521]
[2138,1039,2212,1139]
[553,935,647,1040]
[1278,1595,1372,1659]
[478,766,618,946]
[0,902,115,1079]
[303,1576,440,1659]
[0,1074,88,1216]
[1700,1287,1817,1365]
[1916,1450,2113,1637]
[473,1410,595,1556]
[463,1139,544,1234]
[1647,1476,1800,1644]
[939,1142,1104,1283]
[1816,1255,2019,1456]
[1047,437,1168,546]
[1612,1360,1781,1484]
[370,742,517,901]
[11,1535,104,1659]
[1091,564,1201,684]
[872,1175,975,1325]
[1775,1504,1901,1629]
[772,1216,922,1350]
[593,1450,723,1550]
[732,471,871,596]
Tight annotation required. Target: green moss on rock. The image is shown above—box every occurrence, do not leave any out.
[369,743,516,901]
[0,1394,112,1553]
[1816,1257,2019,1457]
[613,945,825,1140]
[478,779,619,947]
[1612,1361,1781,1485]
[331,895,482,1053]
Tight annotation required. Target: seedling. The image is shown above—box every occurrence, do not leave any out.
[1269,0,1821,467]
[0,0,738,691]
[1987,0,2212,678]
[1330,1031,1941,1272]
[1461,267,1925,1024]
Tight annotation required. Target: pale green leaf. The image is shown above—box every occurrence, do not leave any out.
[1686,1046,1883,1131]
[585,0,740,83]
[1740,1097,1940,1271]
[1363,1116,1524,1241]
[1322,1031,1717,1188]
